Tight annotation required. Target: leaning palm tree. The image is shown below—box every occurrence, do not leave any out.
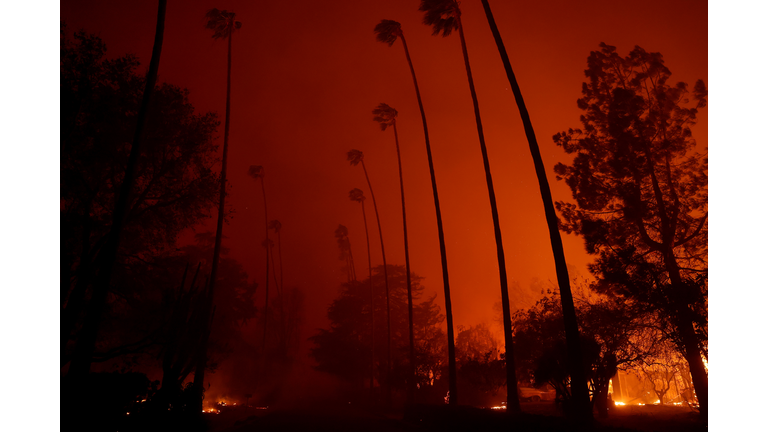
[372,102,417,403]
[205,8,241,308]
[419,0,519,410]
[374,18,458,405]
[248,165,270,352]
[67,0,169,381]
[201,8,241,378]
[348,150,391,406]
[349,188,375,399]
[479,0,591,420]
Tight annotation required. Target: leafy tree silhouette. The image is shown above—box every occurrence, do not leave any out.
[67,0,168,383]
[553,43,708,417]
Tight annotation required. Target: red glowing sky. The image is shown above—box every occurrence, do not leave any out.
[60,0,707,344]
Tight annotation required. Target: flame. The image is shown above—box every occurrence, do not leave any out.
[490,406,506,410]
[613,401,625,406]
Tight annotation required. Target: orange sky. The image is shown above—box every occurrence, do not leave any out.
[61,0,708,346]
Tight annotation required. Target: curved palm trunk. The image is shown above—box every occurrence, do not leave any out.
[196,12,236,400]
[391,120,416,403]
[260,178,270,353]
[398,31,457,407]
[359,201,375,400]
[479,0,590,420]
[455,14,520,412]
[66,0,167,380]
[359,160,392,407]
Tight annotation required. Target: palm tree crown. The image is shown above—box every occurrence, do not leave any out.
[372,103,398,131]
[248,165,264,180]
[374,19,402,46]
[268,220,282,233]
[205,9,242,39]
[349,187,366,202]
[419,0,459,37]
[347,150,364,166]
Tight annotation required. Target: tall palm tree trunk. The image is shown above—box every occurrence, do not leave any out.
[260,178,270,353]
[67,0,167,380]
[195,13,236,400]
[269,240,287,358]
[391,121,416,403]
[455,14,520,412]
[277,230,284,291]
[479,0,588,418]
[360,161,392,406]
[399,33,457,405]
[359,201,375,399]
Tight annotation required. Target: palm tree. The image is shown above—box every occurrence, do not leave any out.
[372,102,417,403]
[204,9,242,289]
[67,0,168,381]
[349,188,375,399]
[269,220,284,292]
[479,0,591,420]
[374,19,458,405]
[335,224,357,282]
[248,165,270,352]
[348,150,391,406]
[419,0,519,410]
[202,7,241,369]
[269,219,287,357]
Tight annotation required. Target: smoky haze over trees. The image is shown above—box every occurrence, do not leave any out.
[57,0,708,430]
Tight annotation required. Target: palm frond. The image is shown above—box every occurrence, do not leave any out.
[335,224,349,238]
[374,19,401,47]
[419,0,459,37]
[268,220,282,233]
[349,188,366,202]
[205,8,241,39]
[372,103,398,131]
[247,165,264,180]
[347,149,363,166]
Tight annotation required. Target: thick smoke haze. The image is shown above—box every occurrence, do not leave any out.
[60,0,707,400]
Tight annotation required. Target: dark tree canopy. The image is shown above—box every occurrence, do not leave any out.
[61,28,221,296]
[553,43,708,286]
[310,266,445,392]
[552,43,708,413]
[61,27,225,367]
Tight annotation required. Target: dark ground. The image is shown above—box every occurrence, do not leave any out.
[200,402,706,432]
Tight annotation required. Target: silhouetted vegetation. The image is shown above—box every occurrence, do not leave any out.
[553,43,708,417]
[310,265,446,404]
[59,2,707,431]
